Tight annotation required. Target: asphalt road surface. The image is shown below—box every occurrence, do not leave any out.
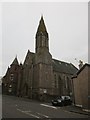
[2,95,88,119]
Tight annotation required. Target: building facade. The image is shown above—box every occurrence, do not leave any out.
[2,16,78,101]
[72,64,90,110]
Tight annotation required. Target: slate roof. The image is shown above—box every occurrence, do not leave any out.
[77,63,90,75]
[24,50,78,75]
[52,59,78,75]
[72,63,90,79]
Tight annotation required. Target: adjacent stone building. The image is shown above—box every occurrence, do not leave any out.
[2,16,78,101]
[72,63,90,110]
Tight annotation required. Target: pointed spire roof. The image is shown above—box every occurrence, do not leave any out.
[11,56,19,65]
[37,16,47,33]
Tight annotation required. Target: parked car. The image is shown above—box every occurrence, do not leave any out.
[51,96,72,106]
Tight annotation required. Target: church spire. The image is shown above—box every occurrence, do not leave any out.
[35,16,49,53]
[36,16,48,38]
[37,16,47,33]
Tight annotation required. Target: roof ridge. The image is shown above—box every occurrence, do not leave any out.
[76,63,90,75]
[52,58,70,65]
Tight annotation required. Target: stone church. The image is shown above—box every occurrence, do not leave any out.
[2,16,78,101]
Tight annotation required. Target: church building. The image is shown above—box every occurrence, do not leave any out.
[2,16,78,101]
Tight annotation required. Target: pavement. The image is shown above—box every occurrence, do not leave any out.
[61,105,90,116]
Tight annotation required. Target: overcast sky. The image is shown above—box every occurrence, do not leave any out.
[1,1,88,76]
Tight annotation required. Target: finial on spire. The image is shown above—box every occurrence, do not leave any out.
[15,54,17,58]
[41,14,43,18]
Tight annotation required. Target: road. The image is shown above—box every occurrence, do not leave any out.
[2,95,88,119]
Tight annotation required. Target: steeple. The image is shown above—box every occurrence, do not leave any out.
[37,16,47,33]
[35,16,49,53]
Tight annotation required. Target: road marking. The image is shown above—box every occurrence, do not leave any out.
[24,112,40,118]
[23,110,31,112]
[17,108,40,118]
[17,108,31,113]
[40,104,57,109]
[17,108,50,118]
[36,112,49,118]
